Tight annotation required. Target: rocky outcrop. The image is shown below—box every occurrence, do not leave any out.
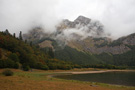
[67,35,133,54]
[122,33,135,45]
[85,45,130,54]
[57,15,104,37]
[38,40,53,49]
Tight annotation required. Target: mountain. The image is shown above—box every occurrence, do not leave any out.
[23,16,135,67]
[57,15,105,38]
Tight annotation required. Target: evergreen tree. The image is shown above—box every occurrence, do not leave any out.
[25,40,27,44]
[0,49,2,59]
[13,33,16,38]
[48,47,54,58]
[8,53,19,62]
[19,31,23,40]
[5,29,9,35]
[30,41,33,46]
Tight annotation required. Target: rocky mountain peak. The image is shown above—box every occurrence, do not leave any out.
[57,15,105,37]
[74,15,91,25]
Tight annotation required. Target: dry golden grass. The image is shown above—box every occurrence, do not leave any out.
[0,69,134,90]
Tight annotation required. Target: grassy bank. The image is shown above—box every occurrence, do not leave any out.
[0,69,135,90]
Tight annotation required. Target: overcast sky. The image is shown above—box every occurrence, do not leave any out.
[0,0,135,38]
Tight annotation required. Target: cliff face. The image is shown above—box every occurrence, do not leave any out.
[122,34,135,45]
[67,36,132,54]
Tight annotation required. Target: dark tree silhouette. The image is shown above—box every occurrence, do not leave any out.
[13,33,16,38]
[48,47,54,58]
[5,29,10,35]
[19,31,23,40]
[30,41,33,46]
[0,48,2,59]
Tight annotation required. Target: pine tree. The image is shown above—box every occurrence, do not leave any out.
[5,29,9,35]
[25,40,27,44]
[19,31,23,40]
[13,33,16,38]
[48,47,54,58]
[0,48,2,59]
[30,41,33,46]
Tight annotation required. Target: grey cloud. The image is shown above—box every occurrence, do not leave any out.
[0,0,135,38]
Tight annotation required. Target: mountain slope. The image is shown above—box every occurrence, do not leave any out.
[55,46,100,65]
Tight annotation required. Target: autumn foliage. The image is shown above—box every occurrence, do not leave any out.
[0,30,73,70]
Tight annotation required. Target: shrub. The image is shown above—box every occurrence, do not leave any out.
[41,65,49,70]
[5,59,15,68]
[36,62,49,70]
[0,49,2,59]
[14,62,19,69]
[2,69,14,76]
[0,59,15,68]
[8,53,19,62]
[22,64,30,71]
[48,63,57,70]
[23,66,30,71]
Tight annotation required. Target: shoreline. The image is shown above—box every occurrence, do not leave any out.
[70,70,135,74]
[51,70,135,87]
[54,69,135,75]
[48,70,135,79]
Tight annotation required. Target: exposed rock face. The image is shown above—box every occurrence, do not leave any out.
[74,16,91,25]
[58,16,91,29]
[38,40,53,49]
[86,45,130,54]
[67,37,131,54]
[122,33,135,45]
[57,15,104,37]
[67,33,135,54]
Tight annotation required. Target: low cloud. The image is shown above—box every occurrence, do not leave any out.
[0,0,135,39]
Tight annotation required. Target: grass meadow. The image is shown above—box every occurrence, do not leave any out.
[0,69,135,90]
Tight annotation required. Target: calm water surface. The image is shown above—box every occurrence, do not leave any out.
[56,71,135,86]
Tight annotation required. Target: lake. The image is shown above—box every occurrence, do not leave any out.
[56,71,135,86]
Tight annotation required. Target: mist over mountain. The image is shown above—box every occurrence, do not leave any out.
[23,16,109,46]
[56,16,108,41]
[23,15,135,54]
[0,0,135,39]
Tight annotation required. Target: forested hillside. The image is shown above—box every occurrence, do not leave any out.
[0,30,74,70]
[55,46,100,65]
[55,45,135,67]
